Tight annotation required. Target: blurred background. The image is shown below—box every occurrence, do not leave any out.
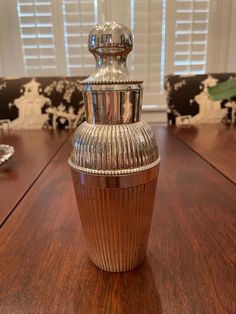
[0,0,235,122]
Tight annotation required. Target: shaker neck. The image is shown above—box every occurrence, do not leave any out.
[95,53,127,67]
[89,53,132,83]
[82,85,143,125]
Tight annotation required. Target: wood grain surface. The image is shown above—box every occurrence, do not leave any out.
[0,129,70,225]
[171,123,236,184]
[0,127,235,313]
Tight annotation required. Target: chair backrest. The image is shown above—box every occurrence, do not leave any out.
[0,76,86,129]
[164,73,236,125]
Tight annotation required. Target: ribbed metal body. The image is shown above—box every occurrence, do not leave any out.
[71,168,158,272]
[69,21,160,272]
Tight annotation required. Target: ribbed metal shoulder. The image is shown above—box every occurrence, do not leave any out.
[69,121,159,175]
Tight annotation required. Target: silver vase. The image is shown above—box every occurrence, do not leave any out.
[69,21,160,272]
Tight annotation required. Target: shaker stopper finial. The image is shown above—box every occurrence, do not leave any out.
[88,21,133,56]
[80,21,142,85]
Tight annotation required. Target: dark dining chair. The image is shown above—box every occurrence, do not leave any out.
[164,73,236,126]
[0,76,86,129]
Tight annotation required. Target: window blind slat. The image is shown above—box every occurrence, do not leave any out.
[17,0,57,75]
[131,0,165,105]
[173,0,210,74]
[62,0,97,75]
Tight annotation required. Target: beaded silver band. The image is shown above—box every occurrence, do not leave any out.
[68,155,160,176]
[80,79,143,85]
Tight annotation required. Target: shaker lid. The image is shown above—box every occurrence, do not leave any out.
[80,21,142,85]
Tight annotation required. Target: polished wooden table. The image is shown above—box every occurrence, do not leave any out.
[171,124,236,184]
[0,125,235,313]
[0,130,70,226]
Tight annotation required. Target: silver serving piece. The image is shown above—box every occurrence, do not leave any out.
[69,21,160,272]
[0,145,14,166]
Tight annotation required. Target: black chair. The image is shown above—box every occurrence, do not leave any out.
[164,73,236,125]
[0,76,86,129]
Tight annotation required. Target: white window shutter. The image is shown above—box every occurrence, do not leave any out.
[173,0,210,75]
[61,0,98,76]
[17,0,58,76]
[131,0,166,105]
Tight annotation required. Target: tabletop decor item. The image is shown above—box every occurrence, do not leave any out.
[0,144,14,165]
[68,21,160,272]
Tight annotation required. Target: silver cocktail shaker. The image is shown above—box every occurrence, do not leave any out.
[69,21,160,272]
